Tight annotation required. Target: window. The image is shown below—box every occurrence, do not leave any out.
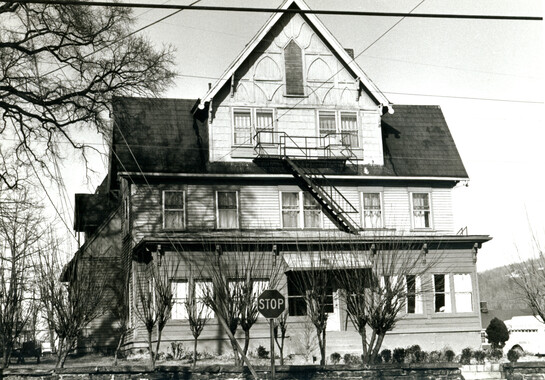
[453,274,473,312]
[284,40,304,96]
[318,111,359,148]
[405,275,422,314]
[287,271,334,316]
[434,274,451,313]
[233,109,252,145]
[233,108,274,146]
[362,192,382,228]
[340,112,359,147]
[217,191,239,229]
[281,191,321,229]
[171,280,188,320]
[411,192,432,229]
[163,190,185,230]
[194,280,214,318]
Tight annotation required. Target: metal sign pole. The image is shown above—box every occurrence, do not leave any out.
[270,318,275,380]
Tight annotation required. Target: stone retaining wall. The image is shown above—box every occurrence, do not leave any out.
[0,363,463,380]
[502,362,545,380]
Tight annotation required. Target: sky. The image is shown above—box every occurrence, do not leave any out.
[60,0,544,272]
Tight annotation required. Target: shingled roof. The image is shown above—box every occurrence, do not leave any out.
[109,97,468,187]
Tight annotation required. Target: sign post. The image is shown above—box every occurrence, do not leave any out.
[258,289,286,380]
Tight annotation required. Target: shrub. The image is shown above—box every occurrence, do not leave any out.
[330,352,341,365]
[486,317,510,350]
[343,353,361,365]
[444,349,455,363]
[473,350,486,364]
[487,349,503,362]
[428,350,441,363]
[374,355,383,364]
[460,347,473,365]
[257,345,269,359]
[392,348,405,363]
[380,349,392,364]
[507,348,520,363]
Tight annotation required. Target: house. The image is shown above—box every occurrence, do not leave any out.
[72,0,491,356]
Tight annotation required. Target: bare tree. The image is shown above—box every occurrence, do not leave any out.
[273,310,288,365]
[133,252,179,368]
[108,264,130,366]
[0,188,43,368]
[0,2,176,188]
[184,270,210,368]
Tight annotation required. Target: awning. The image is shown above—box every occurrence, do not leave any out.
[282,252,371,271]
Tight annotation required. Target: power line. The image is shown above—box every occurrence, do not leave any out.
[383,91,543,104]
[7,1,542,21]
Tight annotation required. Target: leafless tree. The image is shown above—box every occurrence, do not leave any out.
[133,252,180,368]
[184,269,210,368]
[35,237,106,368]
[0,2,176,189]
[273,310,288,365]
[108,263,130,366]
[0,188,43,368]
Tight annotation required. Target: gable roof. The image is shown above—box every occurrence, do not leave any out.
[197,0,391,109]
[109,97,468,182]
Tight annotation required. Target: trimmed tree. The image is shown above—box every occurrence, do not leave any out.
[486,317,510,350]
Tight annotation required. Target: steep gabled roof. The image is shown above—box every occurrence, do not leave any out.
[197,0,391,109]
[108,98,467,181]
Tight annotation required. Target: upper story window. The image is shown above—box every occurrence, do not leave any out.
[284,40,305,96]
[163,190,185,230]
[318,111,360,148]
[361,192,383,228]
[233,108,274,146]
[281,191,321,229]
[216,191,239,229]
[453,274,473,312]
[411,192,432,229]
[433,274,451,313]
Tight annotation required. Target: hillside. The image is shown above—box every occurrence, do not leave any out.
[478,265,528,310]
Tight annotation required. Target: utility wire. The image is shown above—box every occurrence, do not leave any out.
[5,1,543,21]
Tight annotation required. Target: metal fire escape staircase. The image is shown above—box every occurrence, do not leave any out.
[254,131,361,234]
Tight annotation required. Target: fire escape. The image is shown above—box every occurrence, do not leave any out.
[254,131,361,234]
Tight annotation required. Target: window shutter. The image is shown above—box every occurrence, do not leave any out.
[284,40,304,96]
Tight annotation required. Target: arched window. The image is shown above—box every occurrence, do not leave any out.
[284,40,304,96]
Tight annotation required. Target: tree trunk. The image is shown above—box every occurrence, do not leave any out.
[56,337,75,368]
[243,329,250,356]
[147,329,155,368]
[154,328,163,365]
[193,336,198,368]
[114,331,126,366]
[364,331,376,364]
[359,325,367,362]
[320,329,326,366]
[2,346,11,369]
[370,334,385,364]
[279,345,284,366]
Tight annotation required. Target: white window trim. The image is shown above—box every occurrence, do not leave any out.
[232,107,275,147]
[162,190,186,230]
[409,191,434,230]
[433,273,452,314]
[215,190,240,229]
[171,280,189,320]
[405,275,423,314]
[279,191,323,229]
[317,110,360,148]
[360,191,384,229]
[453,273,474,313]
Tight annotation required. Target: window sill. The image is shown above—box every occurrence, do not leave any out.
[283,94,308,98]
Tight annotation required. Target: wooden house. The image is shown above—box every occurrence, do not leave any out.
[72,0,491,356]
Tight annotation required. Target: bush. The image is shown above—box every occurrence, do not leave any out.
[460,347,473,365]
[428,350,441,363]
[507,348,520,363]
[380,349,392,364]
[486,317,510,350]
[444,349,455,363]
[487,349,503,362]
[473,350,486,364]
[343,353,361,365]
[330,352,341,365]
[257,345,269,359]
[392,348,405,363]
[374,355,383,364]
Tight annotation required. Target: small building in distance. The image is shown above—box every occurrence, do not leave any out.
[71,0,491,356]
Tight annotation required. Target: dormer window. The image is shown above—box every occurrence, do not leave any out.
[284,40,304,96]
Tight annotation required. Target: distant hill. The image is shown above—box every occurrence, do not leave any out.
[478,265,528,310]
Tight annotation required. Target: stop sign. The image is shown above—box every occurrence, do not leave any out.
[257,289,285,319]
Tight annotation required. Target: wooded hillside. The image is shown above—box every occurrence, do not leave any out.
[478,264,528,310]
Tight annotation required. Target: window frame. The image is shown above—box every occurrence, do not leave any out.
[410,191,433,230]
[215,190,240,230]
[360,191,384,229]
[453,273,474,313]
[232,107,275,147]
[162,190,186,230]
[280,191,322,229]
[433,273,452,313]
[405,275,423,314]
[317,110,360,149]
[171,280,189,320]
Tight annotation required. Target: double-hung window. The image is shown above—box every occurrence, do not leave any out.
[433,274,451,313]
[411,192,432,229]
[163,190,185,230]
[362,192,383,228]
[318,111,359,148]
[216,191,239,229]
[281,191,321,229]
[194,280,214,318]
[405,275,422,314]
[453,274,473,312]
[233,108,274,146]
[171,280,188,320]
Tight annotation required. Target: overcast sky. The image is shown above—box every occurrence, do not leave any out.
[64,0,544,271]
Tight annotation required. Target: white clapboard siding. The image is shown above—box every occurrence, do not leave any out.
[431,188,454,233]
[240,186,281,229]
[383,187,411,231]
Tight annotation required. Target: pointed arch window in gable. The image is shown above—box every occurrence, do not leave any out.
[284,40,305,96]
